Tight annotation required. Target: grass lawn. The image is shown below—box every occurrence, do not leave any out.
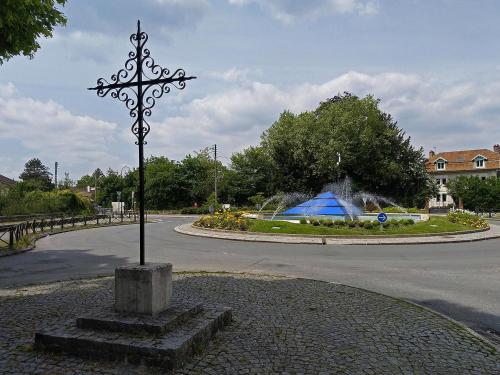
[248,216,478,236]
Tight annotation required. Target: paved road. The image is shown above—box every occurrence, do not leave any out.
[1,217,499,343]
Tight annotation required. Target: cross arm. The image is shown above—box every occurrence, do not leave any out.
[88,75,197,91]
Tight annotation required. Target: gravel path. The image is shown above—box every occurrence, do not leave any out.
[0,273,498,374]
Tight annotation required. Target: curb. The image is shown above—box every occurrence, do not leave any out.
[175,223,500,245]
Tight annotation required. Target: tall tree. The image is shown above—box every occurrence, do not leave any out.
[19,158,53,191]
[261,93,429,205]
[0,0,67,64]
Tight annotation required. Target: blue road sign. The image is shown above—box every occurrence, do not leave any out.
[377,212,388,223]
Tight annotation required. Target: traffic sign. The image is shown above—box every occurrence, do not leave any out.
[377,212,388,223]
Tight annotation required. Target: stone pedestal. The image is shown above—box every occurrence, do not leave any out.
[115,263,172,315]
[34,262,232,370]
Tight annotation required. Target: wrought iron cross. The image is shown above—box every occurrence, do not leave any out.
[89,20,196,265]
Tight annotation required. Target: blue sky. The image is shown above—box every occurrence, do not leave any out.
[1,0,500,180]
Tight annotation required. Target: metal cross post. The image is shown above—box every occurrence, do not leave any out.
[89,21,196,265]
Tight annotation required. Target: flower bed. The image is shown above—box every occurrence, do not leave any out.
[447,210,489,229]
[194,211,249,231]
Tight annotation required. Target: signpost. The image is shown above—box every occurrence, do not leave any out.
[377,212,388,224]
[89,20,196,265]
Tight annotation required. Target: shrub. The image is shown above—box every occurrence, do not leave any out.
[326,220,334,227]
[347,221,356,228]
[193,211,249,231]
[382,221,390,228]
[363,221,374,229]
[447,210,488,229]
[319,219,328,226]
[334,220,344,226]
[311,219,320,226]
[407,219,415,225]
[388,219,399,226]
[299,218,307,224]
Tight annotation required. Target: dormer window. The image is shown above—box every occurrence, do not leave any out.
[436,160,446,170]
[472,155,487,169]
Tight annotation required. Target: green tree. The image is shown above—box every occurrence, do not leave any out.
[60,172,74,189]
[447,176,500,213]
[228,146,275,204]
[19,158,53,191]
[0,0,67,64]
[144,156,182,209]
[261,93,429,205]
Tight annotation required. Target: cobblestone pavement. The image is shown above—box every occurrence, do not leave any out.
[0,273,498,374]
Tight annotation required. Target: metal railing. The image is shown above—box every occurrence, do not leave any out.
[0,212,138,250]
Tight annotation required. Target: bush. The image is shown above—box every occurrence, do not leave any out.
[347,221,356,228]
[388,219,399,226]
[299,218,307,224]
[193,211,249,231]
[382,221,390,228]
[0,189,92,216]
[447,210,488,229]
[326,220,334,227]
[407,219,415,225]
[311,219,320,226]
[180,207,209,214]
[363,221,374,229]
[334,220,345,226]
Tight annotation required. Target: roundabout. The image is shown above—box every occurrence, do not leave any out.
[0,217,499,372]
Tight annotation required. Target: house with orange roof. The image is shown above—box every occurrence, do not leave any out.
[425,145,500,208]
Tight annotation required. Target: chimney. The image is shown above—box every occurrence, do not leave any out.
[428,150,435,158]
[493,144,500,154]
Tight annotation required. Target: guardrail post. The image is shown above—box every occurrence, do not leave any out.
[61,215,64,230]
[72,217,75,227]
[32,220,36,234]
[84,216,87,226]
[40,219,44,232]
[9,228,14,249]
[50,218,54,232]
[109,215,112,224]
[97,215,99,225]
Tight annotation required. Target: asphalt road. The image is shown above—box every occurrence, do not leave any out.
[1,217,499,342]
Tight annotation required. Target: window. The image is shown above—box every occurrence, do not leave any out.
[436,178,441,185]
[442,178,447,185]
[481,176,486,181]
[436,194,440,202]
[442,194,447,202]
[437,161,445,170]
[475,159,484,168]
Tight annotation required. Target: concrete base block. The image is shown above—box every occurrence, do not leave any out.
[114,263,172,316]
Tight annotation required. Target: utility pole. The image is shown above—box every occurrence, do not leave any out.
[213,144,217,206]
[54,161,58,188]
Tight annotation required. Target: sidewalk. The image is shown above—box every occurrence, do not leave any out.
[1,273,498,374]
[175,222,500,245]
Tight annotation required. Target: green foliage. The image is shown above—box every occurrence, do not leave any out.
[260,93,429,205]
[19,158,53,191]
[311,219,320,226]
[248,193,266,208]
[447,176,500,213]
[0,189,92,215]
[194,211,249,231]
[0,0,67,64]
[334,220,345,226]
[363,221,374,229]
[447,210,488,229]
[228,146,275,204]
[299,218,307,224]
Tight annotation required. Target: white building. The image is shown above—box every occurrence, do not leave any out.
[426,145,500,208]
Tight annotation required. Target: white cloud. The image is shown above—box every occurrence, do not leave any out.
[0,83,120,176]
[228,0,379,23]
[141,70,500,162]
